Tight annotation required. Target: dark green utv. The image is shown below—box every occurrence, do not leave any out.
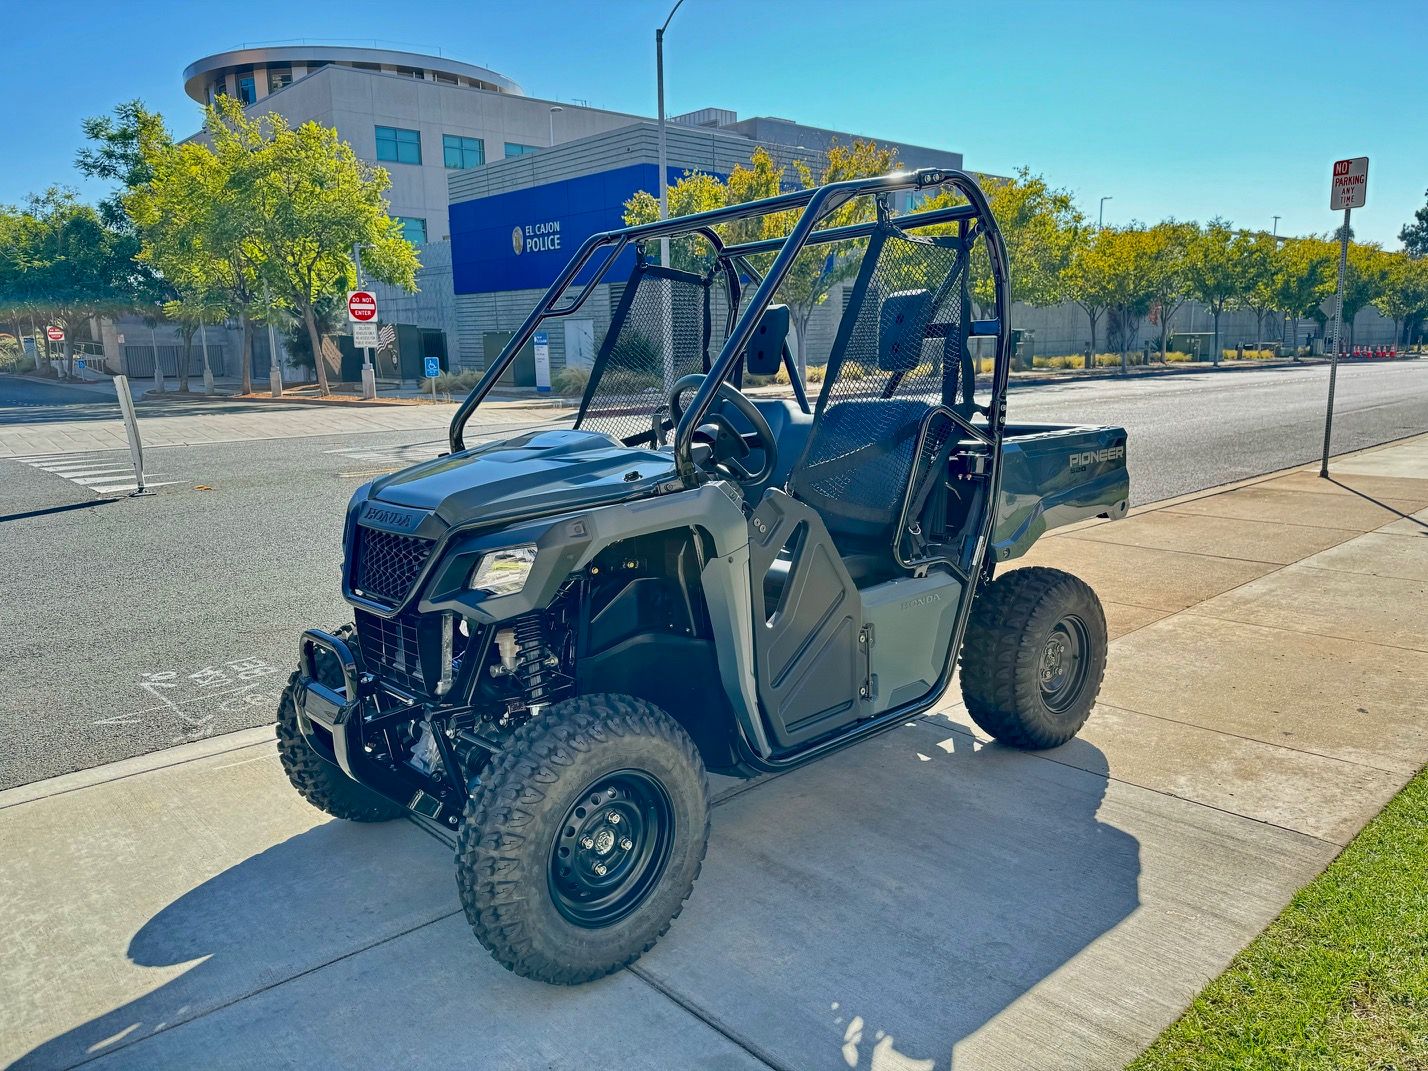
[279,168,1129,984]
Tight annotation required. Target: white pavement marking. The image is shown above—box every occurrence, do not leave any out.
[7,451,179,496]
[324,442,445,468]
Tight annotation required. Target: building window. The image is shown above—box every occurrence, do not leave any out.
[395,217,427,244]
[267,66,293,93]
[394,66,425,79]
[434,72,458,86]
[504,143,540,158]
[375,126,422,165]
[443,134,484,169]
[236,74,256,105]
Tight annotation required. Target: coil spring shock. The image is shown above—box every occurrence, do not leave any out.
[512,612,558,705]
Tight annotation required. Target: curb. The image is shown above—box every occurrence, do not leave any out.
[10,429,1425,806]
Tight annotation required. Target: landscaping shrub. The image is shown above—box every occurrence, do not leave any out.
[552,365,590,396]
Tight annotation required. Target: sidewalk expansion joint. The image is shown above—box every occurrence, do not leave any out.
[627,965,790,1071]
[1181,606,1428,657]
[1092,702,1415,777]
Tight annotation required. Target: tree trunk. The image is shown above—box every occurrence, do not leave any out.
[793,307,811,383]
[62,337,74,379]
[304,304,330,396]
[1086,311,1098,369]
[177,330,193,393]
[1212,310,1221,366]
[240,314,254,395]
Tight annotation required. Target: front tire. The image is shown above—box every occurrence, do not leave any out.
[959,567,1107,749]
[275,671,406,822]
[456,693,710,985]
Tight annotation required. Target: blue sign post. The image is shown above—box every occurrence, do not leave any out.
[424,356,441,405]
[533,332,551,393]
[76,358,86,371]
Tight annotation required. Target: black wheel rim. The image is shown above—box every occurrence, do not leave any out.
[548,770,675,929]
[1038,613,1090,716]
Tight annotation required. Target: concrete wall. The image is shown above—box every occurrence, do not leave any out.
[247,66,644,242]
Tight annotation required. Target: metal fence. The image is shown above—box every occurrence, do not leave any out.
[122,344,228,378]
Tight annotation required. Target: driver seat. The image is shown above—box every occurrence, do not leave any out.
[786,288,940,583]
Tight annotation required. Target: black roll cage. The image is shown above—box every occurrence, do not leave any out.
[449,167,1012,467]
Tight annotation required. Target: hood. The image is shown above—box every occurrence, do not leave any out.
[367,428,677,525]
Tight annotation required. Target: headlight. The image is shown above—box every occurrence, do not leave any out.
[468,544,538,597]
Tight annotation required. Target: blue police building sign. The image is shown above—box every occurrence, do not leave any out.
[450,164,696,296]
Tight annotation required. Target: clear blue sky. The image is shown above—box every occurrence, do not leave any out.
[3,0,1424,245]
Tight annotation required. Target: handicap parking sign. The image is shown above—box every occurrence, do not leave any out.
[424,357,440,379]
[76,358,86,370]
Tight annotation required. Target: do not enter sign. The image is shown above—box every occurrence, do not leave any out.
[46,326,64,342]
[347,290,378,322]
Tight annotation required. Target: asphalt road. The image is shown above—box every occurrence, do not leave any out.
[2,361,1425,789]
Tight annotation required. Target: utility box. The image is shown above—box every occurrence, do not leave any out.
[1010,328,1034,371]
[1168,332,1214,361]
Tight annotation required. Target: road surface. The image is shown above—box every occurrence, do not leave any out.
[2,361,1425,788]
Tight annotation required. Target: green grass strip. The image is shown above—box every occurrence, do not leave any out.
[1129,765,1428,1070]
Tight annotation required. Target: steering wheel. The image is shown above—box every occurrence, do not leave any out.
[668,374,778,487]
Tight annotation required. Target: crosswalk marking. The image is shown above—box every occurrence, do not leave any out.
[6,451,179,496]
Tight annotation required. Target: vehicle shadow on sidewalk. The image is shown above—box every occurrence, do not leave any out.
[12,731,1140,1071]
[10,818,459,1071]
[645,725,1143,1071]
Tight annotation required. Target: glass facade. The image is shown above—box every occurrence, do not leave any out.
[504,143,540,158]
[395,217,428,244]
[443,134,485,169]
[267,66,293,93]
[236,74,256,105]
[376,126,422,165]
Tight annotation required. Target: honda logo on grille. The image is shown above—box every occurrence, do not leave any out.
[359,501,429,533]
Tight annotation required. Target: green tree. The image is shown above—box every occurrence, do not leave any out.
[205,97,418,395]
[1376,253,1428,346]
[1061,226,1119,365]
[0,189,137,377]
[1399,190,1428,257]
[625,141,898,371]
[1269,236,1334,353]
[1240,231,1281,348]
[1336,244,1391,350]
[1183,219,1254,363]
[1143,220,1195,359]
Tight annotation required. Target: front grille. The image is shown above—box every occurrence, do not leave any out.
[355,609,426,695]
[353,526,435,605]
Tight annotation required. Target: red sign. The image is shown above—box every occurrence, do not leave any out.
[347,290,378,322]
[45,326,64,341]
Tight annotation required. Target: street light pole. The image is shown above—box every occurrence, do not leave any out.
[656,0,686,257]
[1098,196,1113,230]
[655,0,686,395]
[548,105,563,147]
[1272,215,1281,237]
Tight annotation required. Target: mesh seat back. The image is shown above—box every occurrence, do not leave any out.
[788,225,969,547]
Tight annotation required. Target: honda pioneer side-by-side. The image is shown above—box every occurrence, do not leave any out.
[278,169,1129,984]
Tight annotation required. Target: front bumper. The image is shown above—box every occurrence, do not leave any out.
[294,629,367,779]
[292,628,458,824]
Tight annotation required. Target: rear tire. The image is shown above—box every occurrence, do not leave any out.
[959,567,1107,749]
[456,693,710,985]
[275,669,406,823]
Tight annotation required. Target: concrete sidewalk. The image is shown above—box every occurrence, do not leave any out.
[2,436,1426,1071]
